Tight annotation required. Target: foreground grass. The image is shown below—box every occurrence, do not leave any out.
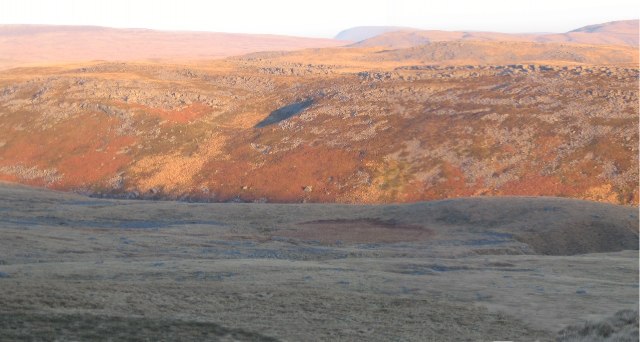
[0,312,278,342]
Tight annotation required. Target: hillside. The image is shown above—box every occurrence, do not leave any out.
[299,41,638,66]
[1,19,638,341]
[0,41,637,204]
[334,26,414,41]
[0,183,637,340]
[352,20,639,48]
[570,19,639,35]
[0,25,346,70]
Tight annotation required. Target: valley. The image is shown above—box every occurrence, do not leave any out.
[0,17,638,341]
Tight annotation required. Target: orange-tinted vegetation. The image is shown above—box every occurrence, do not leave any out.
[0,25,637,205]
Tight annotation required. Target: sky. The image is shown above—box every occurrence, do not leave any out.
[1,0,638,38]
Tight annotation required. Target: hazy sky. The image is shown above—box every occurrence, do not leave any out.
[1,0,638,37]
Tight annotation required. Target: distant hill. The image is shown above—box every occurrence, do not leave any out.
[0,25,347,69]
[570,19,638,34]
[351,20,639,48]
[565,19,639,46]
[334,26,414,41]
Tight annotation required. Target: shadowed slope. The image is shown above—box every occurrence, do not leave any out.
[0,312,279,342]
[0,183,636,340]
[255,99,315,128]
[0,183,637,255]
[557,310,639,342]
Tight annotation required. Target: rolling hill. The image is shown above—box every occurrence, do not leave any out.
[334,26,415,41]
[0,25,346,70]
[350,20,639,48]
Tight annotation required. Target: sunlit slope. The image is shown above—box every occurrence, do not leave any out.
[0,41,637,204]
